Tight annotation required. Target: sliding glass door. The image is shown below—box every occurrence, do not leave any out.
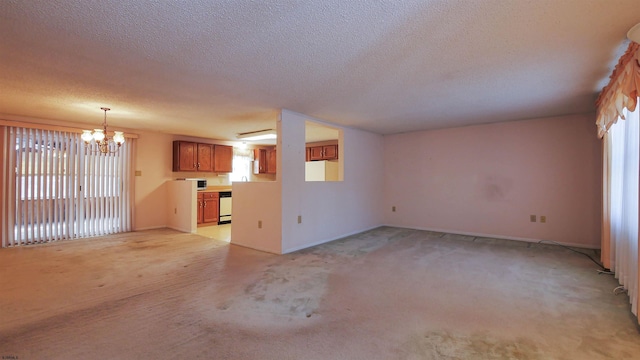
[1,126,135,247]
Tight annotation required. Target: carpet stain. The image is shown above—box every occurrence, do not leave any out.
[234,262,328,319]
[401,330,545,360]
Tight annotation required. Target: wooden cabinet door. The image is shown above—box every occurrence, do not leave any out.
[197,143,213,172]
[322,145,338,160]
[253,149,267,174]
[202,192,219,223]
[309,146,324,161]
[253,148,276,174]
[214,145,233,173]
[173,141,197,171]
[266,149,276,174]
[197,193,204,224]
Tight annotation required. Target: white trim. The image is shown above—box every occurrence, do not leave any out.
[135,226,170,232]
[381,223,599,249]
[281,225,381,254]
[229,241,281,255]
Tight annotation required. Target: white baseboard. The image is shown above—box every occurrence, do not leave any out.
[230,241,281,255]
[380,223,599,249]
[133,225,167,231]
[281,224,382,254]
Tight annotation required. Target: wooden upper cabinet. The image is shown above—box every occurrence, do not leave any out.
[213,145,233,173]
[254,149,267,174]
[309,146,324,161]
[254,147,276,174]
[307,144,338,161]
[266,149,276,174]
[322,145,338,160]
[197,143,213,172]
[173,141,197,172]
[173,141,233,173]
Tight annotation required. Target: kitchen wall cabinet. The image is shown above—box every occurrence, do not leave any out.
[197,191,219,224]
[266,149,276,174]
[173,141,198,172]
[197,143,214,172]
[307,144,338,161]
[254,148,276,174]
[173,141,233,173]
[213,144,233,172]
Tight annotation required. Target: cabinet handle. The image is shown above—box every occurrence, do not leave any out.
[203,201,206,208]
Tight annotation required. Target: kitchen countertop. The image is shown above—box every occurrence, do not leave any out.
[201,186,232,192]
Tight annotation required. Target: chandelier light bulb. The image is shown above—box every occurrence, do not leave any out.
[92,129,105,142]
[113,131,125,145]
[81,130,93,143]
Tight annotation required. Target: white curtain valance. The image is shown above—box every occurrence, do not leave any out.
[596,42,640,138]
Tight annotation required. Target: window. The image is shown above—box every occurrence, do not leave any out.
[229,146,253,182]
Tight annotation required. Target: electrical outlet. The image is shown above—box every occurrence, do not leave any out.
[297,215,302,224]
[135,170,142,176]
[392,206,396,212]
[258,220,262,229]
[530,215,537,222]
[540,215,546,223]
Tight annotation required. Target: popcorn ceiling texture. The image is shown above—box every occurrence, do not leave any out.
[0,0,638,139]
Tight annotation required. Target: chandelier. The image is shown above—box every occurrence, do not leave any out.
[81,107,125,153]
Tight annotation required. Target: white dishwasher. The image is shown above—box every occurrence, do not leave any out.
[218,191,232,224]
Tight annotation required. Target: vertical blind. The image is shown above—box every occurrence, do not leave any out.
[0,126,135,247]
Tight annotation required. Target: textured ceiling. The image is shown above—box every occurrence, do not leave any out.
[1,0,639,141]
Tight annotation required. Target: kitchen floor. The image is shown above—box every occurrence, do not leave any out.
[196,223,231,242]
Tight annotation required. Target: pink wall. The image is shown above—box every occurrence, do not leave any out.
[280,110,385,253]
[383,114,602,248]
[166,180,197,233]
[134,131,174,230]
[230,181,282,254]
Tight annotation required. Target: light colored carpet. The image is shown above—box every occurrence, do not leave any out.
[0,227,638,359]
